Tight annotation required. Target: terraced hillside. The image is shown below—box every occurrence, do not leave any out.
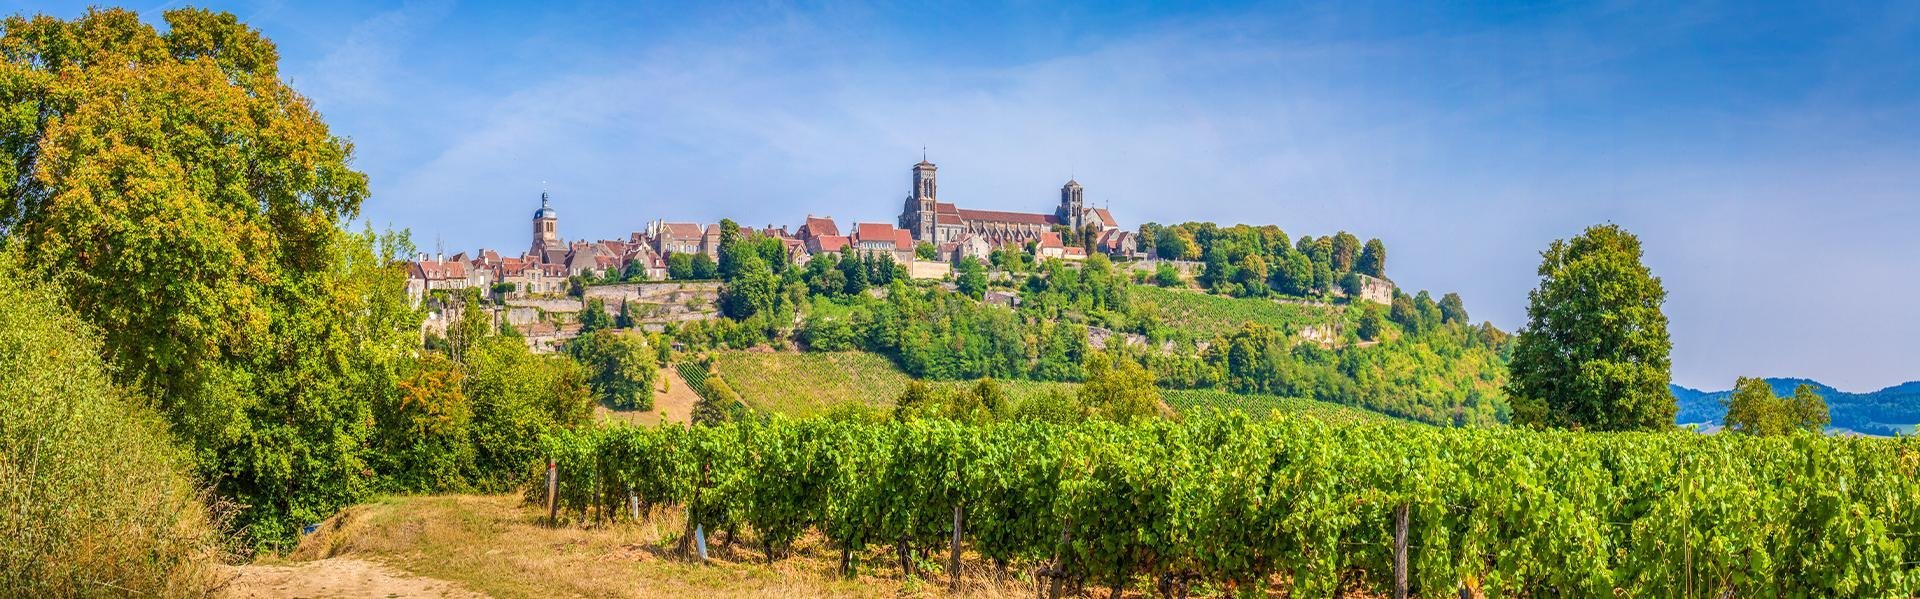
[1130,285,1351,340]
[709,351,1076,416]
[709,349,1394,424]
[1162,389,1404,426]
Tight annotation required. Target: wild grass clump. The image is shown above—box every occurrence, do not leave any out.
[0,253,222,596]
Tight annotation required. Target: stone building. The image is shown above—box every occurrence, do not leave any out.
[896,158,1123,249]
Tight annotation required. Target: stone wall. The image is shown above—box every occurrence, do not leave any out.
[1351,274,1395,306]
[506,297,584,313]
[905,261,951,280]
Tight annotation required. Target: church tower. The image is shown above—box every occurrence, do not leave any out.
[900,157,938,240]
[531,190,561,257]
[1058,179,1084,231]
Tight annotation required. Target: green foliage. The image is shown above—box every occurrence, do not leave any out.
[955,256,988,299]
[566,330,660,411]
[578,297,613,332]
[668,253,694,280]
[1723,377,1831,436]
[542,416,1920,597]
[1077,352,1161,423]
[1357,238,1387,277]
[1438,292,1469,324]
[1356,304,1386,341]
[1130,285,1341,341]
[0,249,220,595]
[1160,389,1395,426]
[1508,224,1675,431]
[0,7,604,549]
[709,350,1076,417]
[691,253,717,279]
[915,241,937,260]
[462,335,596,491]
[374,352,475,492]
[1153,262,1183,287]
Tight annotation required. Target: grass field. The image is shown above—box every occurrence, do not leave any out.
[1131,285,1349,340]
[709,351,1076,416]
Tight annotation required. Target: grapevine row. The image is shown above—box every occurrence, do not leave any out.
[539,415,1920,596]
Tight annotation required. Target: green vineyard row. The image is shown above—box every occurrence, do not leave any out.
[539,415,1920,596]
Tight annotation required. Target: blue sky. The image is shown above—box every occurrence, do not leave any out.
[18,1,1920,392]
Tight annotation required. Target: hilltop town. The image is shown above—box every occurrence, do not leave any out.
[407,159,1158,348]
[410,158,1143,296]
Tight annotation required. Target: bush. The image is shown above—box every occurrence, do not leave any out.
[0,253,221,595]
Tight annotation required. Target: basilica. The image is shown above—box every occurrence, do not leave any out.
[896,158,1131,252]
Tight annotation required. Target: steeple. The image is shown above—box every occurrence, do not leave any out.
[531,186,561,257]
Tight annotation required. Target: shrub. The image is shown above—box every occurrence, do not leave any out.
[0,253,221,595]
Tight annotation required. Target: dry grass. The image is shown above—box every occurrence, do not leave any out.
[273,494,1048,598]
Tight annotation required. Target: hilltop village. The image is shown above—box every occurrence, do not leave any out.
[407,159,1162,348]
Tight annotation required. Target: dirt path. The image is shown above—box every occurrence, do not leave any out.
[594,362,698,426]
[218,557,485,598]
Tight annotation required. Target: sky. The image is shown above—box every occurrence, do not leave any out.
[18,0,1920,392]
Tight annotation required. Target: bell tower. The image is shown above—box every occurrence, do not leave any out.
[900,154,938,240]
[531,189,561,256]
[1058,179,1084,231]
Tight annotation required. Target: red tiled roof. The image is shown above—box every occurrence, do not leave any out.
[1092,208,1117,228]
[660,223,702,239]
[956,208,1061,226]
[935,202,958,214]
[854,222,898,241]
[893,229,914,250]
[1063,247,1087,257]
[808,235,850,253]
[936,213,962,225]
[802,216,840,238]
[1037,232,1064,249]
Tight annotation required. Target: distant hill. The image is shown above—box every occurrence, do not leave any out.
[1673,378,1920,436]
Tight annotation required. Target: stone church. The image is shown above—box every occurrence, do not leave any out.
[897,158,1120,247]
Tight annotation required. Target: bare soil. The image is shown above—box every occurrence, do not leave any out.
[218,557,484,598]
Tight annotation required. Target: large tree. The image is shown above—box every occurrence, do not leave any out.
[1356,238,1387,277]
[1722,378,1829,436]
[0,8,422,547]
[1506,224,1674,431]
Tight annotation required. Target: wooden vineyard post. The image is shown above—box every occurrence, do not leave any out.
[628,486,640,522]
[950,504,964,591]
[1393,503,1409,599]
[545,459,558,527]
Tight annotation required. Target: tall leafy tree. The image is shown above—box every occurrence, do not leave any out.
[956,256,988,299]
[1438,292,1469,325]
[565,330,658,410]
[1506,224,1674,431]
[1330,231,1361,273]
[0,9,432,547]
[1357,238,1387,277]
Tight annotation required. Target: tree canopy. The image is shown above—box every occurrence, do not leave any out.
[1722,377,1829,436]
[1506,224,1674,431]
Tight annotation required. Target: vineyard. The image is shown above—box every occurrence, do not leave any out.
[540,415,1920,597]
[1162,388,1402,426]
[708,350,1078,416]
[1131,285,1348,340]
